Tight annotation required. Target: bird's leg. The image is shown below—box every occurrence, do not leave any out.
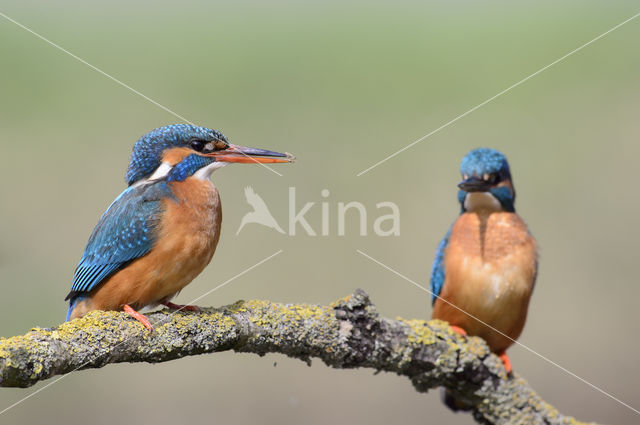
[162,301,201,312]
[498,351,513,375]
[123,304,153,331]
[449,325,467,336]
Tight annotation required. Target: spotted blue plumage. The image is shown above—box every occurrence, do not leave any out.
[125,124,227,185]
[431,148,513,304]
[460,147,509,178]
[429,227,451,305]
[460,148,515,212]
[66,181,175,304]
[167,154,215,182]
[66,124,228,320]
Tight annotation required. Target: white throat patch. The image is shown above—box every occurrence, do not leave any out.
[131,160,227,187]
[194,161,228,180]
[464,192,502,212]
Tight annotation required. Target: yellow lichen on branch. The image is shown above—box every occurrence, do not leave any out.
[0,290,595,425]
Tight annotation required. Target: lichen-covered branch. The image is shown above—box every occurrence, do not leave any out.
[1,289,592,425]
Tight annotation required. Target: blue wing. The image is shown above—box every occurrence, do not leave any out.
[66,182,174,299]
[429,226,451,305]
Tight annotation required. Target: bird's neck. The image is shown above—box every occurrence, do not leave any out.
[168,175,221,207]
[463,192,503,213]
[459,188,515,214]
[192,161,228,180]
[130,158,228,188]
[167,155,219,182]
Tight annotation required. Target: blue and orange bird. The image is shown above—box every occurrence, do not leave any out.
[65,124,293,329]
[430,148,538,379]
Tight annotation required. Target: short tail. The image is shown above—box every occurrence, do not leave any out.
[65,300,75,321]
[441,388,473,412]
[65,295,87,321]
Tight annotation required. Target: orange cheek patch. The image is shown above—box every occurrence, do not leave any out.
[497,179,513,192]
[162,147,194,166]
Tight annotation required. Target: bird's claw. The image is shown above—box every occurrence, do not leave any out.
[123,304,153,331]
[162,301,200,312]
[498,351,513,375]
[450,325,467,337]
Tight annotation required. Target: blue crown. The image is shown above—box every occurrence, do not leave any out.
[460,148,510,177]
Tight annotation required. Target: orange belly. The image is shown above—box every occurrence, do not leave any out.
[432,211,537,353]
[72,178,222,317]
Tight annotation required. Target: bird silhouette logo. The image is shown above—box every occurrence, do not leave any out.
[236,186,285,235]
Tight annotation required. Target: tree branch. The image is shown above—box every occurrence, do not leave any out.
[1,289,592,425]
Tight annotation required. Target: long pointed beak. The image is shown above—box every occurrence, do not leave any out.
[207,144,295,164]
[458,176,492,192]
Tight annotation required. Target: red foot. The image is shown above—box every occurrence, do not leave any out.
[498,351,513,374]
[162,301,200,312]
[450,325,467,337]
[123,304,153,331]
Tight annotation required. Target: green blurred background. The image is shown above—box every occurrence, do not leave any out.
[1,1,639,424]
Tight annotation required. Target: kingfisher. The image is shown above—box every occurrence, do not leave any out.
[65,124,293,330]
[430,148,538,382]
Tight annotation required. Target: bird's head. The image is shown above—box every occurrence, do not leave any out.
[125,124,294,185]
[457,148,515,213]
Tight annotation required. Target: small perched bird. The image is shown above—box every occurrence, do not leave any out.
[430,148,538,383]
[65,124,294,329]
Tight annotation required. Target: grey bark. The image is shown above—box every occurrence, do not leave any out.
[0,289,593,425]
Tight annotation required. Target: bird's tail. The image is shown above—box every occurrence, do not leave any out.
[65,301,75,321]
[65,295,88,321]
[441,388,473,412]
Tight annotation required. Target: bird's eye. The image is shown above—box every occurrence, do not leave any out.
[190,140,205,152]
[483,173,500,184]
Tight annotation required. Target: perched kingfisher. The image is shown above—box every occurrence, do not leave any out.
[430,148,538,381]
[65,124,293,329]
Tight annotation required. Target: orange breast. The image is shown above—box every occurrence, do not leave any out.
[432,211,537,353]
[86,177,222,311]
